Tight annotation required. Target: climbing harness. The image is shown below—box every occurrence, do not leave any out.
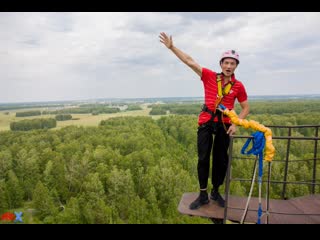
[201,74,235,132]
[215,73,235,110]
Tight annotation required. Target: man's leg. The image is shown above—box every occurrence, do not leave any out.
[211,123,230,207]
[198,124,214,190]
[189,124,213,210]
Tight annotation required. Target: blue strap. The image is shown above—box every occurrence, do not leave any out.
[241,131,265,224]
[257,204,263,224]
[218,104,226,110]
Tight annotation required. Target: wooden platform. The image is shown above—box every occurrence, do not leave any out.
[178,193,320,224]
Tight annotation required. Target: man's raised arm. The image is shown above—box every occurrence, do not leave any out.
[159,32,202,77]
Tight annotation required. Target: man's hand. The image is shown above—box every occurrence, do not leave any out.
[159,32,173,49]
[227,124,236,136]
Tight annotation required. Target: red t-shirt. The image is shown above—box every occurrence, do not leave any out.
[198,68,248,125]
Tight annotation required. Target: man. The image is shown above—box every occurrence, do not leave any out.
[159,32,250,209]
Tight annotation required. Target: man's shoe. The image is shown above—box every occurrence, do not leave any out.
[189,193,209,210]
[210,191,225,208]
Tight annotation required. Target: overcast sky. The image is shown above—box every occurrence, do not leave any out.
[1,12,320,103]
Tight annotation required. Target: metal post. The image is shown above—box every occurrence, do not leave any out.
[266,162,271,224]
[282,128,291,199]
[312,126,319,194]
[223,136,234,224]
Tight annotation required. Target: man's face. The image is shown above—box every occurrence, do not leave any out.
[220,58,238,77]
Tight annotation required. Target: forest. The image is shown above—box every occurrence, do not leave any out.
[0,99,319,223]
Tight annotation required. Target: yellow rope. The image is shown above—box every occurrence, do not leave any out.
[221,108,275,162]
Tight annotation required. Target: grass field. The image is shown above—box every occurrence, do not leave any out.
[0,104,165,132]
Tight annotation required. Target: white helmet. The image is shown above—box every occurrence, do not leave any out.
[220,50,240,64]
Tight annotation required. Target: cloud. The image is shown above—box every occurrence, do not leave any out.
[0,12,319,103]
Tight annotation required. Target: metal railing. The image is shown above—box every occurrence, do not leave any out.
[223,125,320,224]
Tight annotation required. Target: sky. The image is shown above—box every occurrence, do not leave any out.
[1,12,320,103]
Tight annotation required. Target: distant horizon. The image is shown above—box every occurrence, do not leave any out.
[1,93,320,105]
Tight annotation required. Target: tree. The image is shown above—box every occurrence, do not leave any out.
[32,181,57,220]
[14,148,40,200]
[77,173,114,224]
[6,170,24,209]
[145,187,162,224]
[0,180,8,213]
[43,158,68,202]
[55,114,72,121]
[56,197,82,224]
[106,167,136,221]
[0,150,12,179]
[128,196,149,223]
